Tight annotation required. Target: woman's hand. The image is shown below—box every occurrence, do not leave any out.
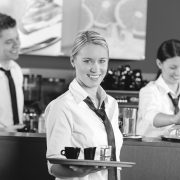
[69,165,106,177]
[0,124,25,132]
[50,164,106,178]
[5,124,25,132]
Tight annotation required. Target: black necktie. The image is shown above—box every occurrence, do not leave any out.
[0,68,19,124]
[168,92,180,114]
[84,97,117,180]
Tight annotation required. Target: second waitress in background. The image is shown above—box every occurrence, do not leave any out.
[137,39,180,137]
[45,30,123,180]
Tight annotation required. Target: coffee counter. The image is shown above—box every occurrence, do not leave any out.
[121,137,180,180]
[0,132,180,180]
[0,132,53,180]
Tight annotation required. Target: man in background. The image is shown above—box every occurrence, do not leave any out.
[0,13,24,131]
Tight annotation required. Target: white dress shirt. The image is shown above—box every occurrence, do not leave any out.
[137,75,180,137]
[45,79,123,180]
[0,60,24,127]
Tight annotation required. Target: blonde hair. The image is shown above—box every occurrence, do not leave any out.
[70,30,109,61]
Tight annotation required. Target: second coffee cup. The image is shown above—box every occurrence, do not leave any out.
[84,147,96,160]
[61,147,81,159]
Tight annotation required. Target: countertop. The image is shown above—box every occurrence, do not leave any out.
[0,131,180,147]
[0,131,45,138]
[123,136,180,147]
[0,132,179,180]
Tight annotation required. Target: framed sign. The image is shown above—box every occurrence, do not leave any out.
[0,0,63,56]
[61,0,148,60]
[0,0,147,59]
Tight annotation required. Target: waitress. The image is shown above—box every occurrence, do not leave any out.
[137,39,180,137]
[0,13,24,131]
[45,30,123,180]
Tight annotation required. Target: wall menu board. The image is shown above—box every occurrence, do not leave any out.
[61,0,148,60]
[0,0,63,56]
[0,0,147,59]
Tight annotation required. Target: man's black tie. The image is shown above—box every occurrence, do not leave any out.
[84,96,117,180]
[168,92,180,114]
[0,68,19,124]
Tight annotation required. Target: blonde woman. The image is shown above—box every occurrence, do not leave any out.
[45,30,123,180]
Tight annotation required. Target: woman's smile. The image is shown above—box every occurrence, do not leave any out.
[87,74,101,80]
[73,44,108,88]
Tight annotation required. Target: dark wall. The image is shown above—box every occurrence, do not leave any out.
[17,0,180,74]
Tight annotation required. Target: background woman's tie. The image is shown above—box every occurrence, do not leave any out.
[168,92,180,114]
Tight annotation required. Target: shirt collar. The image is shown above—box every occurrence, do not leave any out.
[155,75,180,96]
[69,79,108,105]
[0,60,15,70]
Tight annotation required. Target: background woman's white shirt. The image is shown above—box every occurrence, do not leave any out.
[137,75,179,137]
[45,79,123,180]
[0,60,24,127]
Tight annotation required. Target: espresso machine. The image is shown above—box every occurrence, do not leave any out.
[107,90,141,140]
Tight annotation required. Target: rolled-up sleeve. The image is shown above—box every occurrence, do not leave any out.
[137,85,160,135]
[45,101,72,173]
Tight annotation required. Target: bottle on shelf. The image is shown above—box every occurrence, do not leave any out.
[38,113,46,133]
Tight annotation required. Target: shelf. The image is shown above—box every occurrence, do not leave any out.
[106,90,139,95]
[118,104,138,108]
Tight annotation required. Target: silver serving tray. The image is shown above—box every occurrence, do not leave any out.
[161,135,180,142]
[47,157,135,168]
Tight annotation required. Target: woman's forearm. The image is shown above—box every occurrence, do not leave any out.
[153,113,177,127]
[51,164,83,178]
[50,164,102,178]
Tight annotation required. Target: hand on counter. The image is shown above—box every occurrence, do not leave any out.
[0,124,25,132]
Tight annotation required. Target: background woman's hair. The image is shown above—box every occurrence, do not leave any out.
[156,39,180,79]
[157,39,180,62]
[70,30,109,61]
[0,13,16,33]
